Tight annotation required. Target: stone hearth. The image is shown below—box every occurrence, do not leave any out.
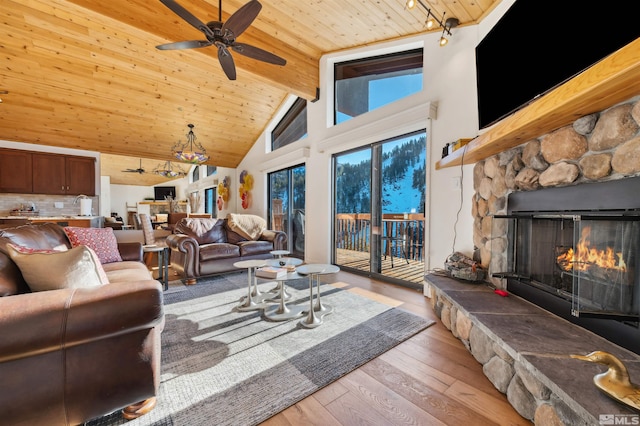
[425,273,640,425]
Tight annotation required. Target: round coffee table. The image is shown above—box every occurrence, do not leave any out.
[296,264,340,328]
[233,259,267,311]
[265,257,303,299]
[261,271,306,321]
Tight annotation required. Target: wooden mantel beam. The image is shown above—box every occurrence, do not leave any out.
[436,38,640,169]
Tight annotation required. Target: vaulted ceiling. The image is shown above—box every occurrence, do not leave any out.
[0,0,500,185]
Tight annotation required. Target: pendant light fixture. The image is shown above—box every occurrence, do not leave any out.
[153,160,187,178]
[405,0,459,47]
[172,124,209,164]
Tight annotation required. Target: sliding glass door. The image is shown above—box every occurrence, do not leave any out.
[268,165,306,258]
[333,131,426,288]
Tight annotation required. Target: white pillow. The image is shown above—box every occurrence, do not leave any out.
[7,244,109,292]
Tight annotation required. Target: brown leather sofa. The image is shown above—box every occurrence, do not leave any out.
[0,223,164,425]
[167,217,287,284]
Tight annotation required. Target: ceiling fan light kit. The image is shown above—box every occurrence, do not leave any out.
[157,0,286,80]
[405,0,458,46]
[172,123,209,164]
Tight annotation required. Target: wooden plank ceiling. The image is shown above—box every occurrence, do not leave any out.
[0,0,500,185]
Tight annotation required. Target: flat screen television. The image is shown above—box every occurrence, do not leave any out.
[154,186,176,201]
[475,0,639,130]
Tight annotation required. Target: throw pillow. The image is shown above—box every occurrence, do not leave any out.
[227,213,266,241]
[63,227,123,264]
[7,243,109,292]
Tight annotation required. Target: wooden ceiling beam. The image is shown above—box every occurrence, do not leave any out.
[65,0,319,100]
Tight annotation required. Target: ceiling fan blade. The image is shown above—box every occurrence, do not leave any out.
[156,40,213,50]
[222,0,262,38]
[218,45,237,80]
[230,42,286,66]
[159,0,215,39]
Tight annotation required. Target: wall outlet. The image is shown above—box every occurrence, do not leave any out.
[451,176,461,190]
[54,202,63,208]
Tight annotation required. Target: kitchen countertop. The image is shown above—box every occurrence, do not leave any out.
[0,216,101,220]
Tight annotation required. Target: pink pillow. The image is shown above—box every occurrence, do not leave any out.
[64,227,123,264]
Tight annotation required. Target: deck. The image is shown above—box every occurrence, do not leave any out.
[336,248,425,285]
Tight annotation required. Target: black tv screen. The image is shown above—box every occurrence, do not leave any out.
[475,0,639,130]
[154,186,176,201]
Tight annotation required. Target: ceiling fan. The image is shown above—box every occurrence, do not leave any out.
[156,0,286,80]
[122,159,146,174]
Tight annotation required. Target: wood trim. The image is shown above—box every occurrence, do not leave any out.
[436,38,640,169]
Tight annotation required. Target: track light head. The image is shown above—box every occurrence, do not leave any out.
[425,17,435,29]
[406,0,417,10]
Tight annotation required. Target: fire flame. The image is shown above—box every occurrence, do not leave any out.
[557,226,627,272]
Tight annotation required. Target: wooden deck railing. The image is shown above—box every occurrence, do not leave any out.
[336,213,425,261]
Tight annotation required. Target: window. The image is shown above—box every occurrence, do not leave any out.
[334,49,423,124]
[271,97,307,151]
[207,165,217,176]
[204,187,216,218]
[191,165,199,182]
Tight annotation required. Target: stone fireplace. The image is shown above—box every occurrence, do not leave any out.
[423,96,640,424]
[474,97,640,347]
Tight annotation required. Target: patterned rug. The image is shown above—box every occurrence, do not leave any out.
[88,272,434,426]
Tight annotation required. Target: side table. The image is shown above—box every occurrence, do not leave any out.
[296,264,340,328]
[265,257,303,301]
[143,245,169,291]
[262,271,306,321]
[233,259,267,311]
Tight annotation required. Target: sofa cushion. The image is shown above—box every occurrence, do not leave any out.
[102,260,153,283]
[237,240,274,257]
[0,222,71,251]
[199,243,240,261]
[174,218,227,245]
[7,243,109,291]
[64,227,123,264]
[0,223,75,296]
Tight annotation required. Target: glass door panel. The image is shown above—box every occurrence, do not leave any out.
[334,148,372,269]
[268,165,306,258]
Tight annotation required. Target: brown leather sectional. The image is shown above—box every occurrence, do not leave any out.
[0,222,164,425]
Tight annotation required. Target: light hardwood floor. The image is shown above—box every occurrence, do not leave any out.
[260,271,533,426]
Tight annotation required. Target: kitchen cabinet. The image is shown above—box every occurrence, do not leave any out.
[0,148,33,193]
[32,152,95,196]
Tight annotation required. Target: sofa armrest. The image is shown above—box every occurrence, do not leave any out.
[118,242,143,262]
[0,280,163,363]
[166,234,200,279]
[260,229,287,251]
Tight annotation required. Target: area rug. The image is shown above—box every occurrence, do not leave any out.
[88,272,434,426]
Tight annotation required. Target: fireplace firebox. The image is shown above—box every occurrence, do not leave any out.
[491,177,640,354]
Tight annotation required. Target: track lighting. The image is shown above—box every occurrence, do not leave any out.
[406,0,459,46]
[438,17,459,47]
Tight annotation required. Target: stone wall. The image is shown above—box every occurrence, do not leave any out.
[472,97,640,288]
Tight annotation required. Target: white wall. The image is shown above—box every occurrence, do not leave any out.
[238,22,490,269]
